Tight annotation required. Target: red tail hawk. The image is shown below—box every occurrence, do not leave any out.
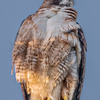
[12,0,87,100]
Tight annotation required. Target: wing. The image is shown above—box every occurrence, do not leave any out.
[12,15,34,100]
[12,15,34,74]
[12,11,49,100]
[12,14,45,100]
[73,24,87,100]
[47,21,87,100]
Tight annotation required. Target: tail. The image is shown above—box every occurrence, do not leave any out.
[20,83,30,100]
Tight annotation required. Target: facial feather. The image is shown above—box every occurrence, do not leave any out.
[42,0,74,7]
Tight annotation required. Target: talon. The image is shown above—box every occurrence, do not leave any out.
[47,95,54,100]
[47,97,50,100]
[63,95,68,100]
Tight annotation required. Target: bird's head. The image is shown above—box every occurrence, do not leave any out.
[42,0,74,7]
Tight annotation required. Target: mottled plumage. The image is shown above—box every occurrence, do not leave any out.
[12,0,87,100]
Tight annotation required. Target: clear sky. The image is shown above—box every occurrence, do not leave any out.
[0,0,100,100]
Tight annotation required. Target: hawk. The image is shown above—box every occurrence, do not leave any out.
[12,0,87,100]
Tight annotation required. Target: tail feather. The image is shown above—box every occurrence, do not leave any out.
[20,83,30,100]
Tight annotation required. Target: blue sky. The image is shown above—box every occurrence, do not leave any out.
[0,0,100,100]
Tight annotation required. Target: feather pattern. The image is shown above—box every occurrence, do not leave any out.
[72,27,87,100]
[12,1,86,100]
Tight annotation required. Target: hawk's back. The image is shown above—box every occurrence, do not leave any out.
[12,5,86,100]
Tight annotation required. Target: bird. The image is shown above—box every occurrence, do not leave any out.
[12,0,87,100]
